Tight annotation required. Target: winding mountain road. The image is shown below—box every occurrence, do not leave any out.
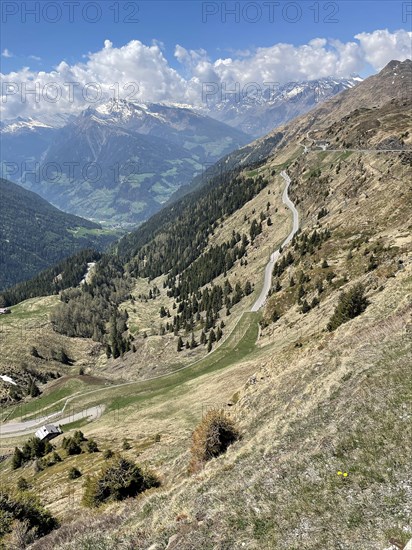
[251,170,299,312]
[1,171,299,439]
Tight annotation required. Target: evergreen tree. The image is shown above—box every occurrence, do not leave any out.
[327,284,369,331]
[12,447,23,469]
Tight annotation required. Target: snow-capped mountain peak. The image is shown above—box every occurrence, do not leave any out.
[0,117,54,134]
[196,75,363,137]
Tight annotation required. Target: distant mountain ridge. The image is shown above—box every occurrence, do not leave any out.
[0,75,365,225]
[197,75,362,137]
[0,101,251,225]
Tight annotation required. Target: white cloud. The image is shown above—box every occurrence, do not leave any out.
[28,55,42,61]
[2,49,13,58]
[1,39,186,120]
[355,29,412,70]
[1,29,411,120]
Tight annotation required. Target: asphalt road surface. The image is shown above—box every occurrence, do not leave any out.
[251,170,299,312]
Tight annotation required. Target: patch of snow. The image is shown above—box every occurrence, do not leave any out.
[80,262,96,285]
[1,118,53,134]
[0,375,17,385]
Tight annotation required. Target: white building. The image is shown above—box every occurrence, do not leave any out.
[35,424,62,441]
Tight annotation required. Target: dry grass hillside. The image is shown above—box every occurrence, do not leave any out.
[0,60,411,549]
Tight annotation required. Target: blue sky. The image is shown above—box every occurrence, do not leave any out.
[1,0,410,74]
[0,1,411,120]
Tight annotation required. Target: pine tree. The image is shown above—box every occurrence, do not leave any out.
[12,447,23,469]
[327,284,369,331]
[190,333,197,349]
[177,336,184,352]
[244,281,252,296]
[272,309,280,322]
[29,381,40,398]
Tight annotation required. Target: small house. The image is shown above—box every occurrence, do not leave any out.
[35,424,62,442]
[0,308,11,315]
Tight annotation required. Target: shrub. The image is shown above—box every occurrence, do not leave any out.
[29,381,40,397]
[17,478,30,491]
[62,437,82,456]
[68,467,82,480]
[30,346,40,358]
[87,439,99,453]
[0,490,58,541]
[327,283,369,331]
[12,448,24,470]
[103,449,114,459]
[73,431,87,445]
[189,410,240,473]
[82,457,159,508]
[122,439,131,450]
[52,451,62,463]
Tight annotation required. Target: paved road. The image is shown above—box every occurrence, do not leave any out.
[251,170,299,312]
[1,171,299,437]
[0,405,104,438]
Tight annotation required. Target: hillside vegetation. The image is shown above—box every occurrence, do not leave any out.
[0,179,117,289]
[0,60,411,550]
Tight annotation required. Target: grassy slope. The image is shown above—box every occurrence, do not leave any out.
[0,83,411,548]
[20,262,411,550]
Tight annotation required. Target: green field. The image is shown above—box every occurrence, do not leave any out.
[1,311,260,434]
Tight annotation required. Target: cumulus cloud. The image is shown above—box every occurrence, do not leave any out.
[1,29,411,120]
[355,29,412,70]
[2,49,13,58]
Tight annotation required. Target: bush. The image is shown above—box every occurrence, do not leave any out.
[52,451,62,463]
[68,467,82,480]
[327,283,369,331]
[189,410,240,473]
[82,457,159,508]
[62,437,82,456]
[103,449,114,459]
[73,431,87,444]
[122,439,131,450]
[17,478,30,491]
[87,439,99,453]
[29,381,40,397]
[0,490,58,541]
[12,448,24,470]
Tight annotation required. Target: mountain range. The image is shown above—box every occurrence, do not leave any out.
[1,102,250,225]
[198,75,362,137]
[0,76,361,226]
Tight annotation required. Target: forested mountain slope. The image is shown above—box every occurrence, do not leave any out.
[0,179,116,289]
